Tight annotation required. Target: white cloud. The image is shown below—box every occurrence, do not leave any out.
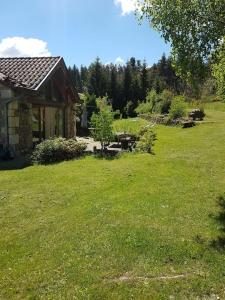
[114,0,138,15]
[0,37,51,58]
[115,57,125,65]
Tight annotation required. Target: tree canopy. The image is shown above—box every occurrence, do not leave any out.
[68,55,184,117]
[138,0,225,87]
[212,43,225,101]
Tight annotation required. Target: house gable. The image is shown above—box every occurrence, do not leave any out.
[0,57,78,155]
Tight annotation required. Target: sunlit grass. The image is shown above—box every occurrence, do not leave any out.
[0,103,225,299]
[113,117,149,136]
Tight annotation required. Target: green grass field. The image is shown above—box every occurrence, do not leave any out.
[113,117,148,136]
[0,103,225,299]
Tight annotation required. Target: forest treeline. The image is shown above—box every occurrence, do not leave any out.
[68,55,215,117]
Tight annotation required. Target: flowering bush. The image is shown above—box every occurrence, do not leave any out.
[31,137,87,164]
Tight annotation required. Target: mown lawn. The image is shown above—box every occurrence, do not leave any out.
[0,103,225,299]
[113,117,148,135]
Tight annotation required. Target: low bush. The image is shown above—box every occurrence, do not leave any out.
[156,90,173,114]
[136,89,174,116]
[169,96,187,120]
[135,101,153,115]
[148,113,170,125]
[188,108,205,120]
[31,137,87,164]
[136,128,156,154]
[135,90,158,115]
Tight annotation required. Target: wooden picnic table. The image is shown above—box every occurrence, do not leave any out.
[115,132,136,150]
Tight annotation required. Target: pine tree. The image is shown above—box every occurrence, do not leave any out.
[88,57,107,97]
[140,61,149,100]
[123,63,133,109]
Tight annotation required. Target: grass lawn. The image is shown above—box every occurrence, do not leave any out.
[0,103,225,299]
[113,117,148,136]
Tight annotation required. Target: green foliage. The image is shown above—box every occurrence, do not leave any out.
[68,65,82,92]
[135,89,157,114]
[90,102,114,151]
[70,55,186,117]
[169,96,187,119]
[125,101,137,117]
[212,42,225,101]
[145,89,158,112]
[96,96,109,111]
[136,128,156,153]
[79,93,98,123]
[88,57,107,97]
[136,89,174,115]
[155,89,173,114]
[139,0,225,90]
[31,138,87,164]
[135,101,152,115]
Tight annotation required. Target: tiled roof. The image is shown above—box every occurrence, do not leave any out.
[0,56,61,90]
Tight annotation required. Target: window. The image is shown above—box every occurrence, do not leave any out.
[32,105,45,144]
[32,105,64,145]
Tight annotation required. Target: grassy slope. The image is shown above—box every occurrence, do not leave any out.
[0,103,225,299]
[113,118,148,135]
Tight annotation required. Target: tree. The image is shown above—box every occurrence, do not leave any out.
[80,65,88,91]
[110,66,120,110]
[88,57,107,97]
[140,61,149,100]
[139,0,225,89]
[212,42,225,101]
[124,63,133,105]
[69,55,186,114]
[90,98,114,152]
[68,65,82,92]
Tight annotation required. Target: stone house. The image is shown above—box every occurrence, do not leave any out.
[0,56,79,156]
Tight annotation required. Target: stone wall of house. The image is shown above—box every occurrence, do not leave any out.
[7,101,19,150]
[0,101,7,147]
[0,84,13,149]
[7,100,33,154]
[18,102,33,153]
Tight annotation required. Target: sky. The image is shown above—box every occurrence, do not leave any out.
[0,0,171,67]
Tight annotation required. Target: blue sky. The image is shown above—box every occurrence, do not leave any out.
[0,0,170,67]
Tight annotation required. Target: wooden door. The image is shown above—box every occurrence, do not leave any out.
[45,107,57,138]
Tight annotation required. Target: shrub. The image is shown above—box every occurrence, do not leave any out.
[136,128,156,154]
[212,42,225,102]
[90,105,114,152]
[188,108,205,120]
[31,137,87,164]
[135,101,153,115]
[169,96,187,119]
[136,89,174,115]
[157,90,173,114]
[135,89,158,114]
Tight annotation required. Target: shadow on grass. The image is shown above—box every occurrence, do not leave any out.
[92,149,121,160]
[0,156,31,171]
[210,195,225,250]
